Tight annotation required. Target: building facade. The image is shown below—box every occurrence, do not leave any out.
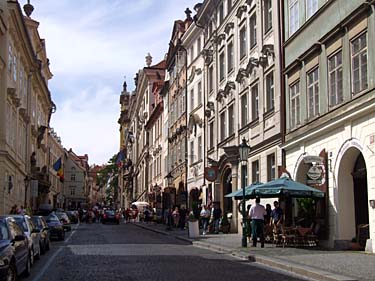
[0,1,55,214]
[63,149,88,209]
[282,0,375,252]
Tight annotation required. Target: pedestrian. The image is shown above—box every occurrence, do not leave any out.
[271,201,283,233]
[172,207,179,228]
[249,197,266,248]
[264,204,272,225]
[212,203,222,234]
[179,206,187,230]
[200,205,210,235]
[10,204,17,214]
[246,205,252,243]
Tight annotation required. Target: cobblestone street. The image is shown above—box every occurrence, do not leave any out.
[23,223,310,281]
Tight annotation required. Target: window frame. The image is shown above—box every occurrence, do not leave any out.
[289,81,301,129]
[264,0,272,33]
[249,12,257,49]
[351,32,368,95]
[307,67,319,119]
[239,25,247,60]
[328,50,343,107]
[252,160,260,183]
[251,83,259,121]
[265,71,275,111]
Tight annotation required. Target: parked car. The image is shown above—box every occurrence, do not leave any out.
[0,216,31,280]
[44,213,65,241]
[31,216,50,254]
[9,215,41,265]
[66,210,79,224]
[102,210,120,224]
[55,212,71,231]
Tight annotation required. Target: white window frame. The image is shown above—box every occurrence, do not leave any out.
[328,50,343,107]
[290,81,300,129]
[265,71,274,111]
[351,32,368,95]
[289,0,299,35]
[251,84,259,121]
[307,67,319,119]
[306,0,318,19]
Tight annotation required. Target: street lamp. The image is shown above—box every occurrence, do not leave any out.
[238,138,251,247]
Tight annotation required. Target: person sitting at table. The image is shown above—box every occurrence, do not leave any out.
[270,201,283,233]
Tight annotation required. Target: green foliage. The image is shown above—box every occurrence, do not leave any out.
[296,198,315,226]
[96,154,120,203]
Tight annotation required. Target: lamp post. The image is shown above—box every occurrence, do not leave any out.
[238,138,251,247]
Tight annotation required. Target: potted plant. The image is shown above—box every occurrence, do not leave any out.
[188,211,199,238]
[220,212,230,234]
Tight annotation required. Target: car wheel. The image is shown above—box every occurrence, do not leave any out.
[22,252,32,277]
[40,240,46,255]
[35,245,41,260]
[6,262,17,281]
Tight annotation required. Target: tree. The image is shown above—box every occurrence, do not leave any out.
[96,154,119,206]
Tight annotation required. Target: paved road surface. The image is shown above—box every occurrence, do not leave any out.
[24,223,311,281]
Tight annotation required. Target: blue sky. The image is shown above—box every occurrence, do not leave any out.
[20,0,197,165]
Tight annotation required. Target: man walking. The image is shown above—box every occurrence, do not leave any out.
[249,197,266,247]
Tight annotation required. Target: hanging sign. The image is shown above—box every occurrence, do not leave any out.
[204,166,218,182]
[306,166,323,185]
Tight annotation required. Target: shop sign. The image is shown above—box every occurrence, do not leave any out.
[204,166,218,182]
[306,166,323,185]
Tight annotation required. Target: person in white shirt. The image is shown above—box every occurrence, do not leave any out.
[249,197,266,247]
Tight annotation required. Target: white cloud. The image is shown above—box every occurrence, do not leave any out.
[19,0,197,164]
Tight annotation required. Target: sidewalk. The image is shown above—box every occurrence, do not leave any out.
[133,222,375,281]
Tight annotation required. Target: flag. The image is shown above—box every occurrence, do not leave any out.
[53,157,64,182]
[115,150,125,167]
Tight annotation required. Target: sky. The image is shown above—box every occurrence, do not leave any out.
[19,0,197,166]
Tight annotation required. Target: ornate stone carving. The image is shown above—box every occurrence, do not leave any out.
[202,49,213,65]
[236,5,247,18]
[224,22,234,35]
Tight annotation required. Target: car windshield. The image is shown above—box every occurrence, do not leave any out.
[13,217,28,232]
[46,214,60,223]
[0,220,9,240]
[105,210,115,215]
[31,217,42,228]
[56,213,68,219]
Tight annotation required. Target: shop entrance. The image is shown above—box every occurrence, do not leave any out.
[222,168,232,215]
[337,148,369,247]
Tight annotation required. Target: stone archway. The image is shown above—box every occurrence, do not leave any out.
[337,147,369,247]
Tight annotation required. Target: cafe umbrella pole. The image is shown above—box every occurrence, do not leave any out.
[238,138,251,247]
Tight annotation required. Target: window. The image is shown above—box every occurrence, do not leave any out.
[190,89,194,111]
[228,104,234,136]
[307,67,319,119]
[328,51,343,106]
[227,41,234,73]
[250,13,257,48]
[71,174,76,181]
[209,122,214,149]
[239,26,247,59]
[264,0,272,33]
[290,81,300,129]
[208,66,214,92]
[198,136,202,161]
[219,51,225,81]
[251,84,259,121]
[241,93,248,127]
[190,141,194,163]
[227,0,232,12]
[252,160,260,183]
[197,81,202,105]
[13,55,17,81]
[306,0,318,19]
[190,46,194,64]
[289,0,299,35]
[351,32,368,94]
[219,3,224,25]
[267,154,276,181]
[265,71,274,111]
[8,44,13,73]
[220,111,226,141]
[70,188,75,196]
[241,165,248,188]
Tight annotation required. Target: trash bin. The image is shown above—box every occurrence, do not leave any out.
[188,220,199,238]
